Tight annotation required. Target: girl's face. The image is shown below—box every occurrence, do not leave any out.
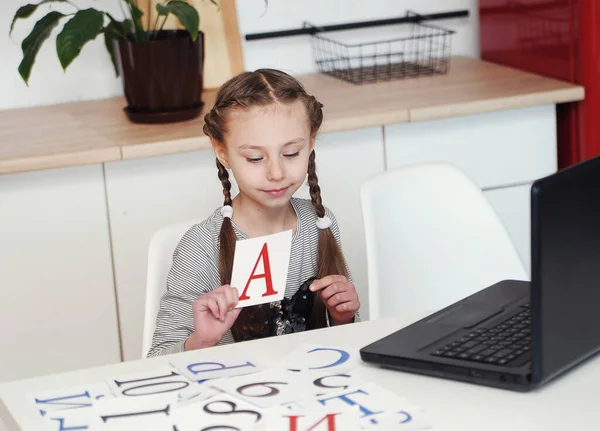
[214,100,314,211]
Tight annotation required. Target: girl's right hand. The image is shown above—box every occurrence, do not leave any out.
[185,285,241,350]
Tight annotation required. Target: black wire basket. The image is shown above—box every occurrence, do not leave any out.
[309,11,455,85]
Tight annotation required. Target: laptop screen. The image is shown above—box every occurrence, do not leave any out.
[531,156,600,384]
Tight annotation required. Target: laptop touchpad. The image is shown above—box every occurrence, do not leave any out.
[426,303,503,328]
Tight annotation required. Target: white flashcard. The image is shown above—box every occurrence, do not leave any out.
[28,382,113,419]
[302,369,365,397]
[275,344,362,373]
[362,408,433,431]
[264,404,361,431]
[279,400,308,413]
[210,369,312,409]
[172,393,264,431]
[231,230,292,308]
[105,366,192,399]
[170,354,265,383]
[87,395,175,430]
[314,382,428,429]
[43,408,95,431]
[174,381,222,407]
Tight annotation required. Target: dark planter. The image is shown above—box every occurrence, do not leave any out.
[116,30,205,124]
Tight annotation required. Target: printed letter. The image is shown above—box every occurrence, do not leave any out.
[287,414,339,431]
[238,243,277,300]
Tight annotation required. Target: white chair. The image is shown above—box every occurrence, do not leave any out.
[142,218,203,358]
[360,162,528,321]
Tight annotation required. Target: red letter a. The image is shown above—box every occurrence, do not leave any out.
[238,243,278,300]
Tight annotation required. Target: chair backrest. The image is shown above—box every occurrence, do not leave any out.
[142,218,203,358]
[360,162,528,321]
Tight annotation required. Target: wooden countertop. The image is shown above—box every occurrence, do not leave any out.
[0,56,584,175]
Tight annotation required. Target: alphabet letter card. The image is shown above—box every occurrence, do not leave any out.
[231,230,292,308]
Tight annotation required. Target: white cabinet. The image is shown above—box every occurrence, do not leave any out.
[294,127,386,322]
[0,165,120,382]
[104,151,225,361]
[485,184,532,275]
[384,105,557,189]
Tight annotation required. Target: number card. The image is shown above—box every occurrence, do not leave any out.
[105,367,191,399]
[231,230,292,308]
[210,369,312,409]
[88,395,175,430]
[172,393,264,431]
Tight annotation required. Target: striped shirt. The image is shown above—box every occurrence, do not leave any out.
[147,198,355,357]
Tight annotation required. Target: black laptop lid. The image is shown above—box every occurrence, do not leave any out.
[531,156,600,384]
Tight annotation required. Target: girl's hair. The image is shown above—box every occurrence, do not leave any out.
[203,69,349,329]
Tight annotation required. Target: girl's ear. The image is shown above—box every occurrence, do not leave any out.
[309,137,316,153]
[212,140,231,169]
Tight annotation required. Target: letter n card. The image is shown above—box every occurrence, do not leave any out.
[231,230,292,308]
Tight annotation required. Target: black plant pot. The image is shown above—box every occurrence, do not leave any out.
[116,30,205,124]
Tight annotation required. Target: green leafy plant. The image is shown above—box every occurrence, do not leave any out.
[10,0,216,85]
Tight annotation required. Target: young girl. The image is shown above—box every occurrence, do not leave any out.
[148,69,360,357]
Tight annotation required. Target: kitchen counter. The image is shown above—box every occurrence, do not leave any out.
[0,56,584,175]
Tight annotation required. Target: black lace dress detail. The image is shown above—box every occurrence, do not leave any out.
[230,277,327,342]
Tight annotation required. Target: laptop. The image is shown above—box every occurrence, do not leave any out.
[360,155,600,392]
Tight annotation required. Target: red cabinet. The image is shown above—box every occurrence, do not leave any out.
[480,0,600,168]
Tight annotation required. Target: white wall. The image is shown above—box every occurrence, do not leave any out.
[1,0,479,110]
[1,0,124,111]
[238,0,480,74]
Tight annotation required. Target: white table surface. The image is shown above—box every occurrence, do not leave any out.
[1,314,599,431]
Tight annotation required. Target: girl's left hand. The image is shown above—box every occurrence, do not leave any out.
[310,275,360,325]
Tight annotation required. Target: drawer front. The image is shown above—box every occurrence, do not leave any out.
[385,105,557,189]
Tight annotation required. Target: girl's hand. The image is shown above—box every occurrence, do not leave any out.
[185,285,241,350]
[310,275,360,325]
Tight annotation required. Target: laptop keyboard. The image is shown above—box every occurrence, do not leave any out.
[432,307,531,366]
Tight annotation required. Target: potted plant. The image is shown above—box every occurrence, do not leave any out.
[10,0,216,123]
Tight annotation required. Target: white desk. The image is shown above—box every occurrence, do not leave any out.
[1,315,598,431]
